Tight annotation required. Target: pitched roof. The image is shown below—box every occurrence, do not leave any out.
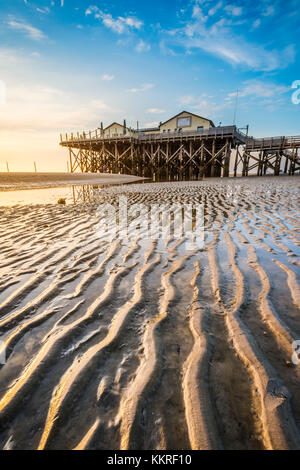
[104,122,125,130]
[160,111,215,128]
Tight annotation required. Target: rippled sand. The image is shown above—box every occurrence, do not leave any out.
[0,176,299,450]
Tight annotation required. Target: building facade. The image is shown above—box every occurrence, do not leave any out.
[141,111,215,135]
[101,111,215,137]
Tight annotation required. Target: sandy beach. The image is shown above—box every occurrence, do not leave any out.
[0,175,299,450]
[0,172,145,191]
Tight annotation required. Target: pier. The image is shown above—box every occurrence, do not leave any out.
[60,112,300,179]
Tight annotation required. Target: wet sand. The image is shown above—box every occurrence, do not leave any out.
[0,176,299,450]
[0,172,145,191]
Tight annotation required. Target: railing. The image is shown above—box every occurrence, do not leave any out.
[285,136,300,145]
[246,135,300,150]
[138,126,241,141]
[60,128,137,143]
[61,125,249,144]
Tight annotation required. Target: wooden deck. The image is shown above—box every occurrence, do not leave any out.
[61,125,248,146]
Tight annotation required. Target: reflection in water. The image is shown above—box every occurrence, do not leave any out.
[0,184,125,207]
[0,186,74,206]
[71,185,108,204]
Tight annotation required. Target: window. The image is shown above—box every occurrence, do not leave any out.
[163,129,166,133]
[178,128,183,133]
[177,116,191,127]
[174,128,177,132]
[168,129,171,133]
[197,126,204,132]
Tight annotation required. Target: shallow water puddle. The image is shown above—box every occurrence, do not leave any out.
[0,186,75,206]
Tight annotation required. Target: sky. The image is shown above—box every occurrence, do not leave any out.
[0,0,299,171]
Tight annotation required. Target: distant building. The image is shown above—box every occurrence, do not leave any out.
[103,122,138,138]
[102,111,215,137]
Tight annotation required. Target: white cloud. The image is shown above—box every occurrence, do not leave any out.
[101,13,142,33]
[147,108,165,113]
[127,83,154,93]
[208,2,223,16]
[124,17,143,29]
[168,26,295,71]
[136,40,151,52]
[163,1,294,72]
[36,7,50,14]
[228,80,290,99]
[252,19,261,29]
[116,37,131,47]
[262,5,275,17]
[224,79,291,112]
[102,74,115,81]
[192,5,207,22]
[85,6,99,16]
[177,93,233,118]
[85,6,143,34]
[159,40,176,56]
[178,95,195,105]
[224,5,243,16]
[7,19,46,40]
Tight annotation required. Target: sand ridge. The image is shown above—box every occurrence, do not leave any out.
[0,176,299,450]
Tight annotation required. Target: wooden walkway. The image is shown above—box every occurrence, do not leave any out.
[246,135,300,151]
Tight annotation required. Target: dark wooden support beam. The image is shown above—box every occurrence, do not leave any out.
[210,139,216,177]
[223,138,230,177]
[234,147,240,177]
[69,148,73,173]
